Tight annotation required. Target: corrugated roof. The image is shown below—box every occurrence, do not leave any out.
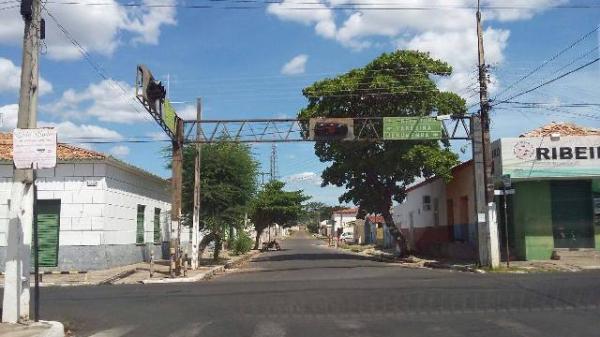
[520,122,600,137]
[0,132,168,183]
[0,132,106,161]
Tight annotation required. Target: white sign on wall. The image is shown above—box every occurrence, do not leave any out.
[492,136,600,179]
[13,128,57,169]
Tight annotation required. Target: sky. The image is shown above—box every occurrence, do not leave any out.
[0,0,599,205]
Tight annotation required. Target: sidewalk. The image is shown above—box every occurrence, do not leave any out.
[0,321,64,337]
[0,250,260,287]
[330,238,600,273]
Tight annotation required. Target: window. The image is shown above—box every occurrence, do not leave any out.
[35,200,61,267]
[423,195,432,211]
[136,205,146,244]
[153,208,161,244]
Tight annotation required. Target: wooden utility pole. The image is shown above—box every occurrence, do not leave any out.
[3,0,41,323]
[191,98,202,270]
[170,118,184,276]
[475,0,500,268]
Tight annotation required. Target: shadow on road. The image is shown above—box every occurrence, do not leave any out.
[251,253,376,263]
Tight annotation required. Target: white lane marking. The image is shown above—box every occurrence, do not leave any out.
[87,325,135,337]
[490,318,542,337]
[251,321,287,337]
[168,322,212,337]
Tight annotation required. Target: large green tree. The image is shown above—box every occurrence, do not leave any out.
[249,181,309,249]
[298,50,464,255]
[181,141,258,259]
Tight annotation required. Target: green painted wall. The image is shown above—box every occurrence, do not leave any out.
[513,181,554,260]
[593,179,600,250]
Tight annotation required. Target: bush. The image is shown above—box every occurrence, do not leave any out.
[232,231,253,255]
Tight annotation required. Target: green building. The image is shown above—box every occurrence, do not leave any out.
[492,130,600,260]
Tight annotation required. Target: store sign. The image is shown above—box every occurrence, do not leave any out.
[492,136,600,179]
[162,99,177,134]
[13,128,57,169]
[383,117,443,140]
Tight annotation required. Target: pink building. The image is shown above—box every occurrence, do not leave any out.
[392,161,476,259]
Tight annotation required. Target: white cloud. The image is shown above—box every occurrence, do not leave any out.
[0,58,53,95]
[0,104,18,130]
[281,54,309,75]
[267,1,336,39]
[176,104,198,120]
[0,103,123,148]
[285,171,322,186]
[38,121,123,141]
[267,0,564,99]
[109,145,130,157]
[0,0,176,61]
[45,79,148,124]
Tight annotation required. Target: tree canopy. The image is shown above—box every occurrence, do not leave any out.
[249,180,309,249]
[181,141,258,258]
[298,50,464,254]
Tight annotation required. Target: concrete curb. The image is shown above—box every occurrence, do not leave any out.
[39,321,64,337]
[0,321,65,337]
[140,250,260,284]
[423,261,485,273]
[98,268,138,285]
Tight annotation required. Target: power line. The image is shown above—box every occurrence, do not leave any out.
[492,57,600,107]
[31,0,600,10]
[42,5,153,123]
[491,25,600,103]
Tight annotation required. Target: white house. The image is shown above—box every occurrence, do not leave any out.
[331,208,358,236]
[0,133,171,271]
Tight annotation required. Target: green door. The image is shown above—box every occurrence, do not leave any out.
[551,181,594,249]
[34,200,60,267]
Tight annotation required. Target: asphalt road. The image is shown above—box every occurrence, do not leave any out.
[23,232,600,336]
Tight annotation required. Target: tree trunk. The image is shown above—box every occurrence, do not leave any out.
[382,210,408,257]
[198,231,217,262]
[213,234,222,261]
[253,226,265,250]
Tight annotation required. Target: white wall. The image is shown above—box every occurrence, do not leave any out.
[392,178,446,230]
[0,160,170,247]
[104,161,170,245]
[331,213,356,234]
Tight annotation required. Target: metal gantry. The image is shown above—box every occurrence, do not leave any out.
[182,116,472,144]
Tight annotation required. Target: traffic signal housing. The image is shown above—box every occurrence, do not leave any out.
[137,64,166,111]
[309,118,354,141]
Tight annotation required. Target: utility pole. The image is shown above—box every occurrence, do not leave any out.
[474,0,500,268]
[170,118,184,277]
[191,98,202,270]
[3,0,41,323]
[270,144,277,181]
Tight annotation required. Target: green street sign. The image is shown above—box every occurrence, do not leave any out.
[383,117,443,140]
[163,99,177,134]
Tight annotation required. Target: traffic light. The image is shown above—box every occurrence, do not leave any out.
[309,118,354,141]
[137,65,166,110]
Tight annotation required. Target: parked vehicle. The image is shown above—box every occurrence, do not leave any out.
[340,232,355,244]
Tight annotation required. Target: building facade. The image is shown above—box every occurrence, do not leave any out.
[331,208,358,237]
[0,135,171,271]
[492,133,600,260]
[392,162,477,258]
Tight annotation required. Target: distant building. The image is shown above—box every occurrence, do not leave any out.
[0,133,171,271]
[331,208,358,236]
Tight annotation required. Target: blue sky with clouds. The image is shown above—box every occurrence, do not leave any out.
[0,0,599,205]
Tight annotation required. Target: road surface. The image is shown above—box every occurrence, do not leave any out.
[17,232,600,336]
